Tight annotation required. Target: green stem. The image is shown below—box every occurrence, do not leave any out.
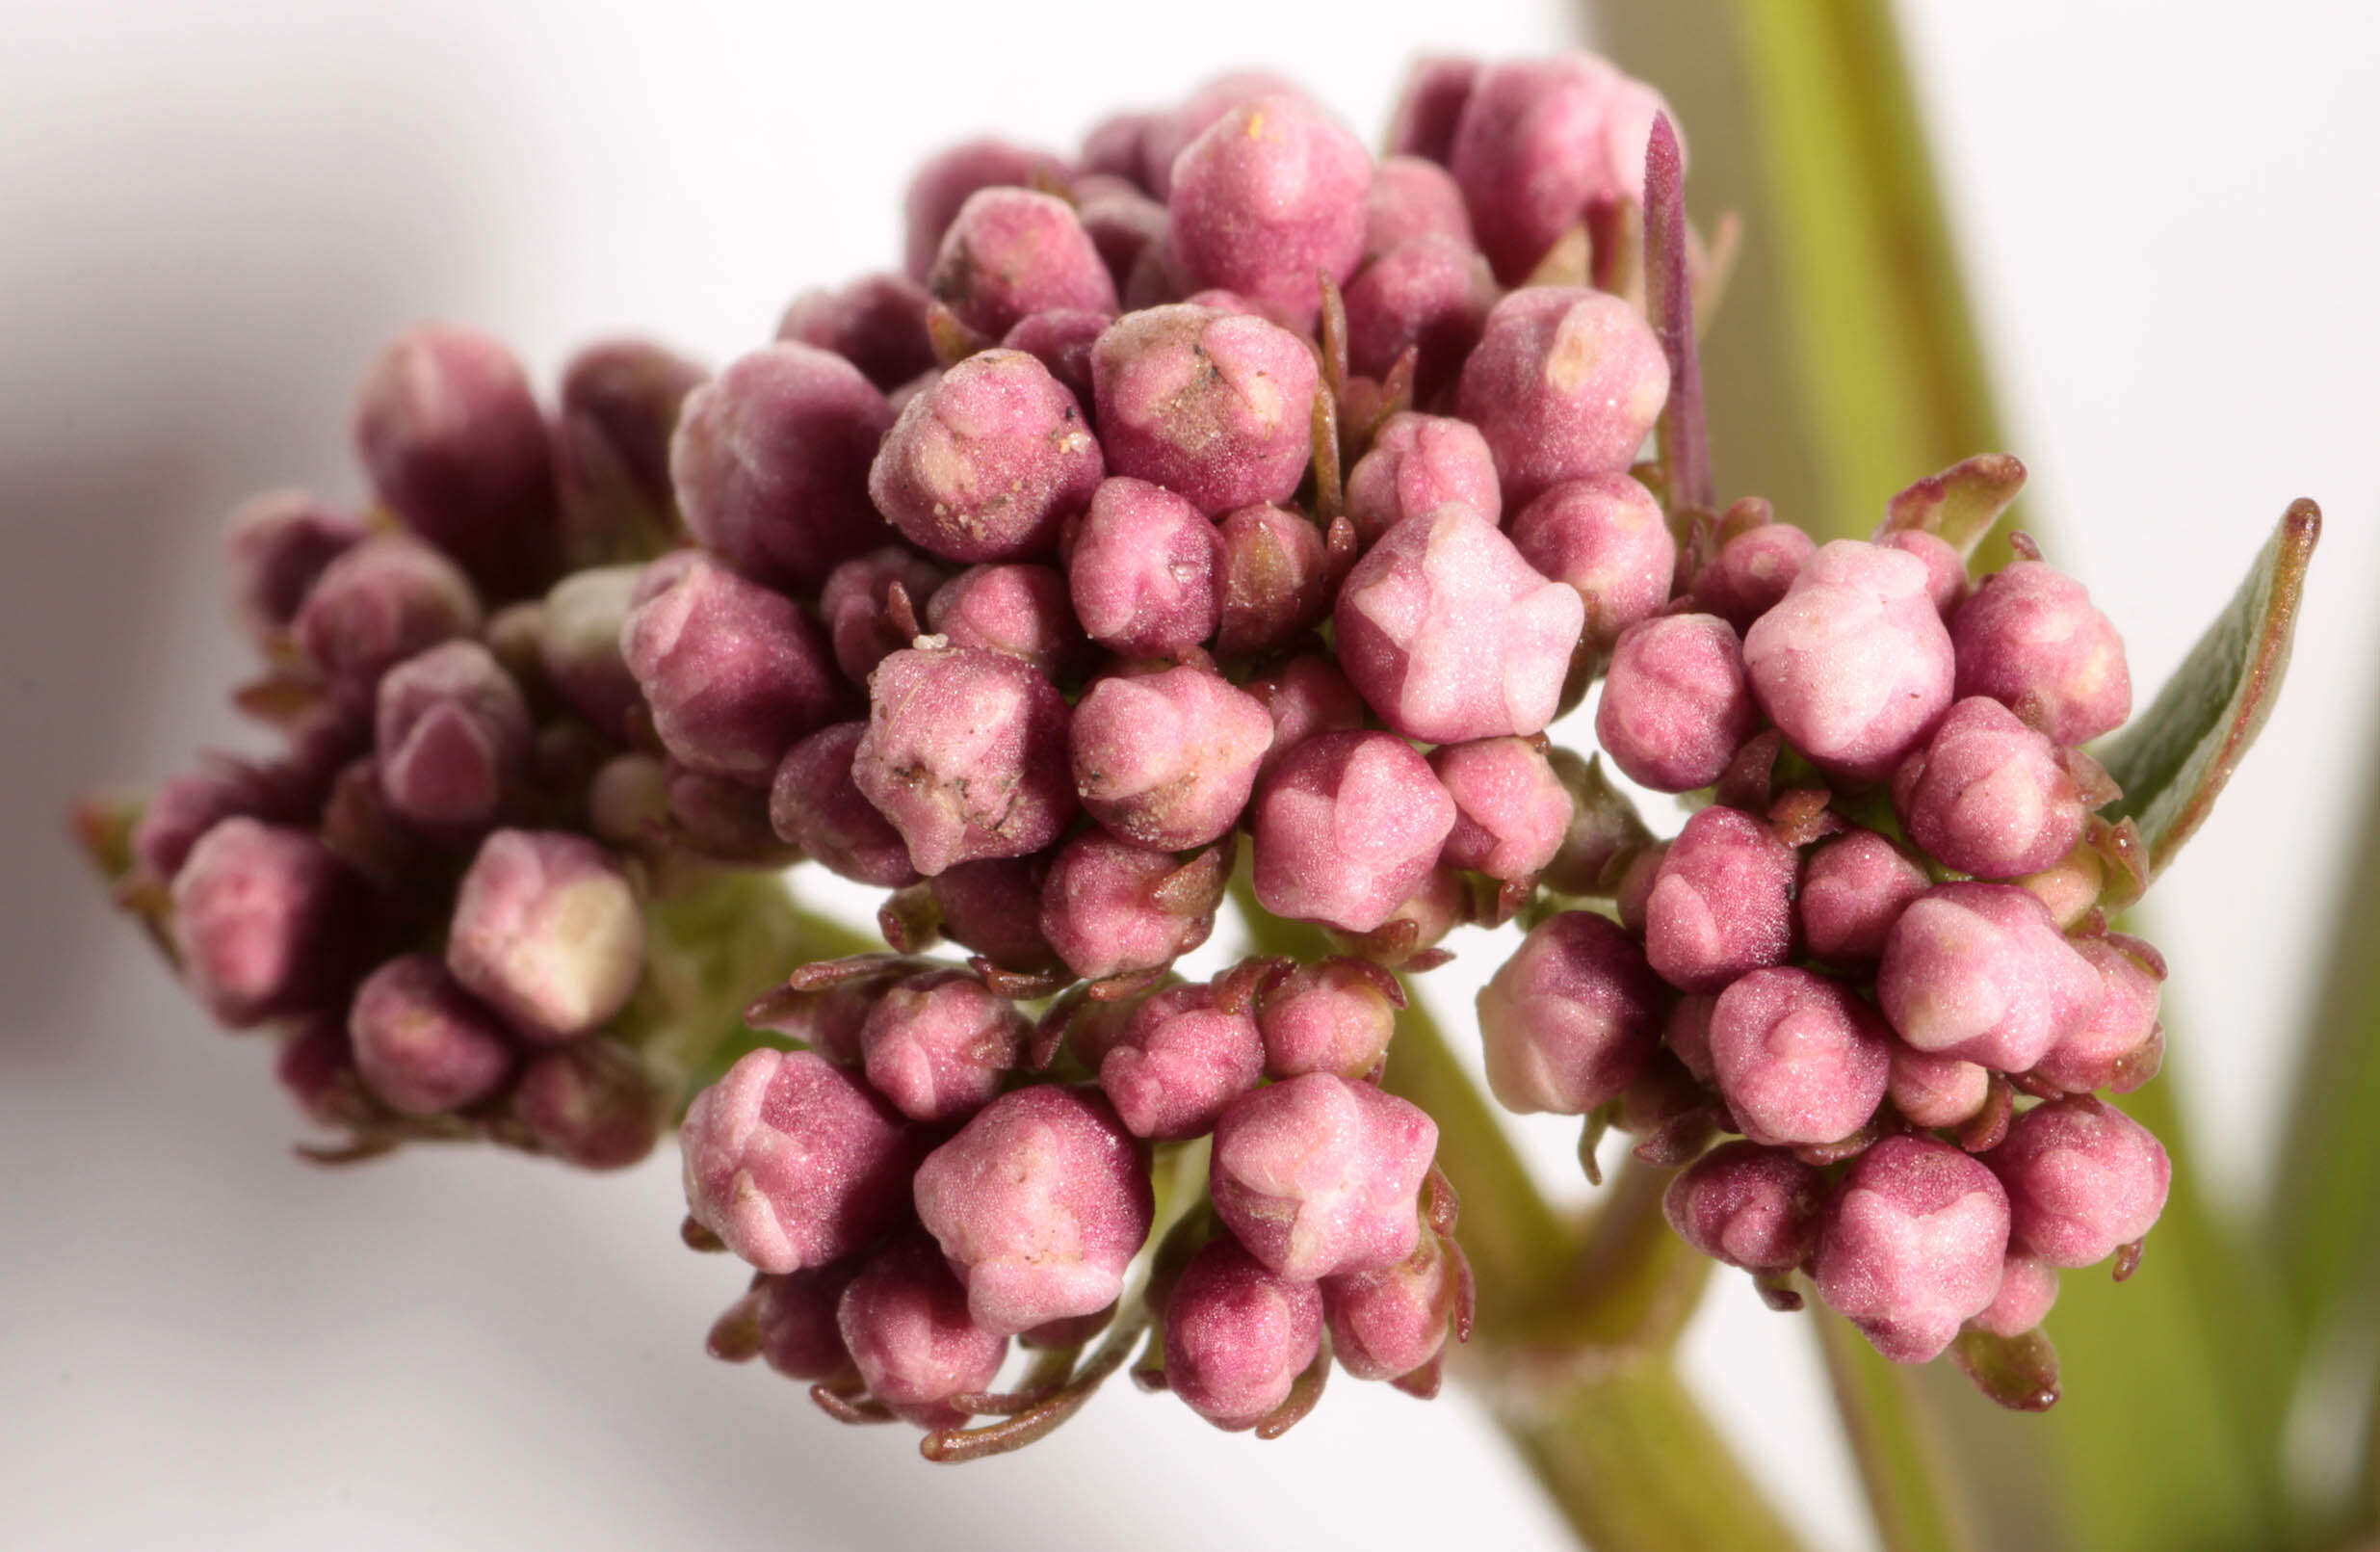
[1812,1306,1982,1552]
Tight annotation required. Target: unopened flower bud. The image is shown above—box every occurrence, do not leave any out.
[777,272,937,392]
[1989,1098,2170,1268]
[1743,540,1956,782]
[1246,654,1367,779]
[1456,287,1668,508]
[552,338,706,564]
[820,547,950,687]
[1164,1235,1323,1432]
[838,1234,1010,1429]
[348,954,514,1116]
[1040,833,1219,981]
[1075,178,1168,286]
[1336,509,1583,743]
[928,855,1062,974]
[1211,1073,1435,1283]
[1643,806,1795,993]
[1815,1136,2011,1363]
[1876,882,2101,1071]
[1091,304,1318,515]
[1387,56,1478,164]
[1538,750,1654,898]
[1342,413,1501,547]
[730,1263,861,1380]
[1709,967,1892,1147]
[620,556,845,784]
[171,819,365,1028]
[2034,935,2163,1094]
[1449,54,1672,284]
[1098,983,1265,1141]
[536,565,643,739]
[1166,94,1370,329]
[1511,474,1675,654]
[1595,614,1758,793]
[447,829,643,1041]
[1972,1252,2059,1339]
[1324,1228,1459,1382]
[925,563,1088,682]
[1250,731,1456,934]
[224,490,362,644]
[929,188,1118,339]
[514,1037,667,1170]
[1065,477,1222,655]
[1889,1045,1990,1129]
[1431,736,1572,882]
[870,349,1103,565]
[1365,154,1474,258]
[132,757,290,883]
[914,1085,1155,1335]
[293,534,484,694]
[1662,1141,1824,1271]
[1692,523,1815,633]
[858,968,1026,1123]
[372,640,531,831]
[745,955,933,1065]
[1951,560,2132,746]
[665,764,797,865]
[1882,529,1968,618]
[1895,697,2087,880]
[770,723,918,888]
[1477,911,1661,1114]
[1072,665,1271,851]
[1258,959,1401,1080]
[1215,503,1329,659]
[902,138,1072,281]
[1341,235,1497,402]
[682,1048,918,1273]
[1798,829,1930,968]
[670,343,893,590]
[1001,307,1108,408]
[852,644,1076,876]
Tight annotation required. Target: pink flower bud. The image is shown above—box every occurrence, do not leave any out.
[1335,509,1583,743]
[1537,749,1654,898]
[1211,1073,1436,1281]
[1477,911,1662,1115]
[536,565,643,740]
[447,829,643,1041]
[1098,983,1265,1141]
[669,343,894,590]
[1798,829,1931,968]
[1989,1098,2170,1267]
[1888,1045,1990,1129]
[1595,614,1758,793]
[372,640,530,831]
[1951,561,2132,747]
[1164,1235,1323,1432]
[1894,697,2087,880]
[1071,665,1270,852]
[1343,414,1501,548]
[552,338,706,558]
[347,954,513,1116]
[1215,503,1330,659]
[1815,1137,2011,1363]
[352,324,554,592]
[859,968,1026,1123]
[851,644,1076,876]
[1039,832,1218,981]
[661,763,794,865]
[1001,307,1108,408]
[224,490,362,644]
[1258,959,1401,1080]
[1065,477,1221,655]
[1709,968,1892,1147]
[928,855,1061,974]
[1075,180,1168,288]
[1643,806,1796,993]
[1875,882,2102,1072]
[776,272,936,392]
[1341,235,1497,402]
[1246,654,1367,780]
[914,1086,1156,1335]
[1455,287,1668,509]
[1972,1252,2059,1339]
[770,723,917,888]
[924,562,1088,683]
[171,819,365,1028]
[902,138,1072,282]
[1250,731,1456,934]
[1511,474,1675,653]
[1881,529,1968,618]
[838,1234,1009,1429]
[1449,55,1675,283]
[1365,155,1474,258]
[1090,304,1318,515]
[928,188,1118,339]
[1742,539,1957,782]
[1142,71,1306,197]
[1387,56,1478,164]
[132,756,292,883]
[1166,94,1370,329]
[739,1263,860,1380]
[293,534,483,694]
[620,556,846,784]
[513,1037,667,1170]
[1691,523,1815,633]
[1663,993,1717,1085]
[1080,112,1160,186]
[745,955,929,1065]
[1662,1141,1824,1271]
[1430,736,1572,881]
[2034,935,2163,1094]
[869,349,1103,565]
[820,548,951,687]
[681,1048,918,1273]
[1324,1229,1459,1381]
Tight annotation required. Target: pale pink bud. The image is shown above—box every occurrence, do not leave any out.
[1324,1229,1459,1382]
[348,954,514,1116]
[1098,983,1265,1142]
[776,272,936,392]
[171,819,366,1028]
[851,644,1076,876]
[1142,71,1305,198]
[1386,56,1478,164]
[1166,94,1370,329]
[1895,697,2087,880]
[1071,665,1270,851]
[1989,1098,2170,1268]
[1889,1045,1991,1129]
[373,640,531,831]
[1250,731,1456,934]
[1258,959,1401,1080]
[1951,560,2131,747]
[293,534,483,694]
[1065,477,1221,655]
[1477,911,1662,1115]
[1215,503,1330,660]
[924,563,1089,683]
[1881,529,1968,619]
[929,188,1117,339]
[1090,304,1318,515]
[902,138,1072,281]
[1342,413,1502,547]
[1449,55,1675,282]
[619,555,846,784]
[1709,967,1892,1147]
[536,565,643,740]
[1511,473,1675,653]
[1211,1073,1436,1280]
[1595,614,1758,793]
[1875,882,2102,1072]
[1164,1235,1323,1431]
[446,829,643,1041]
[1662,1141,1824,1272]
[869,349,1103,565]
[1742,539,1957,781]
[1798,829,1931,967]
[1642,806,1796,993]
[838,1234,1010,1429]
[1365,155,1474,258]
[820,547,951,687]
[1431,736,1572,881]
[1972,1252,2059,1339]
[223,489,361,644]
[1455,286,1668,508]
[770,723,918,888]
[859,968,1026,1123]
[1039,833,1217,981]
[513,1037,667,1170]
[1691,523,1815,633]
[2034,935,2164,1094]
[1815,1137,2011,1363]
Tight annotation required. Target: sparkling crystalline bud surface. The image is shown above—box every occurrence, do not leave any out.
[1209,1073,1437,1281]
[1816,1136,2011,1363]
[869,349,1103,564]
[1477,910,1662,1115]
[1250,730,1457,934]
[1455,286,1669,510]
[851,644,1076,877]
[1595,614,1758,794]
[1743,539,1957,783]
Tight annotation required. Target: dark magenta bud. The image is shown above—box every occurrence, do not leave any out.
[859,968,1026,1123]
[745,955,931,1065]
[1743,539,1957,783]
[1595,614,1759,793]
[170,819,364,1028]
[1341,234,1496,402]
[664,762,799,866]
[770,723,919,888]
[851,644,1076,876]
[1246,654,1368,780]
[669,342,894,590]
[924,562,1088,682]
[131,755,290,883]
[1989,1098,2170,1268]
[1875,882,2101,1072]
[1090,303,1318,515]
[1323,1229,1460,1383]
[1066,476,1221,655]
[1798,829,1930,967]
[1215,503,1330,659]
[1478,910,1662,1115]
[223,490,362,644]
[1456,286,1668,509]
[1815,1137,2011,1363]
[1167,93,1370,329]
[1663,1141,1824,1271]
[1098,983,1265,1141]
[1001,306,1108,409]
[1258,959,1401,1080]
[732,1263,861,1380]
[914,1085,1155,1336]
[870,349,1103,564]
[1387,56,1478,164]
[446,829,643,1041]
[1642,806,1796,993]
[838,1234,1010,1429]
[1164,1235,1323,1432]
[1342,412,1501,547]
[347,954,514,1116]
[1211,1073,1436,1281]
[2034,935,2164,1094]
[1431,736,1572,882]
[1894,697,2087,880]
[1709,967,1893,1147]
[1511,474,1676,655]
[819,546,950,687]
[682,1048,918,1273]
[513,1037,667,1170]
[776,272,937,392]
[1250,731,1456,934]
[929,188,1118,339]
[902,137,1072,280]
[1080,111,1160,186]
[1072,664,1271,851]
[620,555,846,784]
[1040,832,1219,982]
[1691,522,1816,633]
[552,337,707,564]
[293,534,483,694]
[1951,560,2131,746]
[1076,178,1169,288]
[928,855,1061,974]
[373,640,531,831]
[1539,749,1656,898]
[1335,509,1583,743]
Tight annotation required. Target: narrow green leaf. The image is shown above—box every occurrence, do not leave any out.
[2100,500,2321,878]
[1812,1308,1982,1552]
[1874,453,2028,557]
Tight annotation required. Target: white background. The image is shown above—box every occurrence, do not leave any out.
[3,3,2374,1547]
